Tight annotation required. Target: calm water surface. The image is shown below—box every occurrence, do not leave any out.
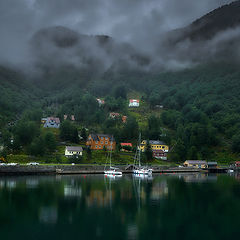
[0,173,239,240]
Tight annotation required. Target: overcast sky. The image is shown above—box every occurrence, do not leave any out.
[0,0,234,67]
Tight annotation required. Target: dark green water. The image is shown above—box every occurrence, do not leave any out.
[0,173,239,240]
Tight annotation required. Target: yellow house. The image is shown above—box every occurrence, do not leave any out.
[140,140,169,152]
[184,160,207,169]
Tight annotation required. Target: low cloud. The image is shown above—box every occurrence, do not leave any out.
[0,0,236,74]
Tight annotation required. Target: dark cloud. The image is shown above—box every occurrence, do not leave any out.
[0,0,235,72]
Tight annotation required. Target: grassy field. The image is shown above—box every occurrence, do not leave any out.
[5,149,175,166]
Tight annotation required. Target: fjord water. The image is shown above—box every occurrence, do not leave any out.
[0,174,239,240]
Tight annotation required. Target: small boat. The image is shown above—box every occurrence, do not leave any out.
[133,168,152,175]
[104,167,123,176]
[133,133,152,176]
[104,136,122,176]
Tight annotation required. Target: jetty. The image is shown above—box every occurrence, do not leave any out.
[0,165,229,175]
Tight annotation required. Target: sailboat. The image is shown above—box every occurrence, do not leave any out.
[104,137,122,176]
[133,133,153,176]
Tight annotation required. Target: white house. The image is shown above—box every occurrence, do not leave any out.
[44,117,60,128]
[96,98,105,106]
[129,99,140,107]
[65,146,83,157]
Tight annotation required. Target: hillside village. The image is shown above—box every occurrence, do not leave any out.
[41,98,169,163]
[0,95,171,165]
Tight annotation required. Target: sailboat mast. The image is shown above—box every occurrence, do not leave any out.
[110,135,113,168]
[138,133,141,167]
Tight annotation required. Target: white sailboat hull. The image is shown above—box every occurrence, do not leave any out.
[104,170,122,176]
[133,168,152,175]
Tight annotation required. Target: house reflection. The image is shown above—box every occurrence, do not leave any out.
[26,179,39,189]
[180,173,217,183]
[64,184,82,198]
[39,206,58,224]
[150,181,168,201]
[86,190,115,207]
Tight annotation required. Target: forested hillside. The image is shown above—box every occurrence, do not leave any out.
[1,1,240,163]
[0,67,41,128]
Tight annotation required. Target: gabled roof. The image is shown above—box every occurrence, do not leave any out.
[207,162,218,165]
[129,99,139,103]
[149,140,166,145]
[66,146,83,152]
[185,160,207,164]
[47,117,60,124]
[121,143,132,147]
[89,134,115,141]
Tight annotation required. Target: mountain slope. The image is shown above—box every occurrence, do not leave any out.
[0,67,41,128]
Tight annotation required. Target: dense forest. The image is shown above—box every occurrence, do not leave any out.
[0,61,240,163]
[1,1,240,163]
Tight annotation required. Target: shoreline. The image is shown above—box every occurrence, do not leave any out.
[0,165,228,175]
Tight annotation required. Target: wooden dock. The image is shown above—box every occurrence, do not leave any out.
[56,168,201,175]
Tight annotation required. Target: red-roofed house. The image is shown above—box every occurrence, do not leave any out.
[120,143,133,152]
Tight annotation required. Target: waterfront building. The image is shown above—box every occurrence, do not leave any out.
[152,149,167,160]
[207,162,218,168]
[184,160,207,168]
[65,146,83,157]
[140,140,169,153]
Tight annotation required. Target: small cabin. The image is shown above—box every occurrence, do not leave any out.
[65,146,83,157]
[184,160,207,169]
[206,162,218,169]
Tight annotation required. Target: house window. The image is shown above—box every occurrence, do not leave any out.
[162,146,165,148]
[96,141,98,144]
[101,141,103,144]
[105,141,108,144]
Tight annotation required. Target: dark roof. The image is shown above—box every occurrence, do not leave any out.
[185,160,207,164]
[66,146,83,152]
[207,162,218,165]
[90,134,115,141]
[149,140,166,145]
[90,134,98,141]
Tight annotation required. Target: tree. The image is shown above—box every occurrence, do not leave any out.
[174,139,186,161]
[232,133,240,153]
[113,85,127,99]
[60,121,79,143]
[121,116,139,140]
[86,147,92,160]
[187,146,199,160]
[80,128,87,141]
[28,137,45,156]
[14,121,39,145]
[72,128,79,144]
[145,140,153,161]
[44,132,57,153]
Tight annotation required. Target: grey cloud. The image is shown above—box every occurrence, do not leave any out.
[0,0,235,73]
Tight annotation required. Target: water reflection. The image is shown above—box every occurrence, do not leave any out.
[0,173,238,240]
[39,206,58,224]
